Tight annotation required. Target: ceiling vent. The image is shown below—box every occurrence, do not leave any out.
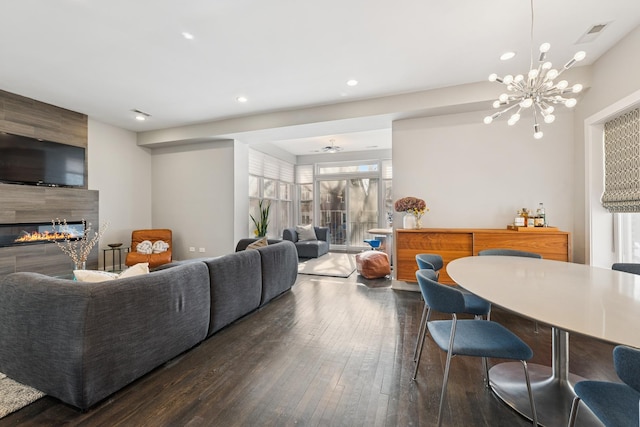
[576,22,610,44]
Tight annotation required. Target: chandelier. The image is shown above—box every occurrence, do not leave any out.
[483,0,586,139]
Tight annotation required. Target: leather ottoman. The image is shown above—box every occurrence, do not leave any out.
[356,251,391,279]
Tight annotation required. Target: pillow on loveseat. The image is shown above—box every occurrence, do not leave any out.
[296,224,317,241]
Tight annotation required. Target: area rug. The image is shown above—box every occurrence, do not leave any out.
[0,373,45,419]
[298,252,356,278]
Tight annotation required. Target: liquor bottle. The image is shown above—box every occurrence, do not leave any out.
[536,202,546,227]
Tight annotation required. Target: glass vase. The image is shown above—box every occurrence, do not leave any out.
[74,261,86,271]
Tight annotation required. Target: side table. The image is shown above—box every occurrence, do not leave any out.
[102,247,130,272]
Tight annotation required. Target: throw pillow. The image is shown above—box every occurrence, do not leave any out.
[118,262,150,278]
[296,224,317,241]
[246,236,269,250]
[73,270,119,283]
[74,263,150,282]
[152,240,169,253]
[136,240,153,254]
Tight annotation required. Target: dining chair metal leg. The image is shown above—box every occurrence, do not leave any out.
[412,307,431,381]
[436,315,458,427]
[521,360,538,426]
[567,396,581,427]
[413,303,429,361]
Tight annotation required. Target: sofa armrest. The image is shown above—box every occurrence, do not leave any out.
[282,228,298,243]
[314,227,330,242]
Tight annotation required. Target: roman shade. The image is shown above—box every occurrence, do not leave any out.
[601,108,640,212]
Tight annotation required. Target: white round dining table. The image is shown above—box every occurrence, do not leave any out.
[447,256,640,427]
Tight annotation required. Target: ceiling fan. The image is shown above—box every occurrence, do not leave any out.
[322,139,342,153]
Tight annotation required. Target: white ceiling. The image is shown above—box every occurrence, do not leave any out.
[1,0,639,154]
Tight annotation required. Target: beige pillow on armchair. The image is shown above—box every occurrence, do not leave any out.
[296,224,317,241]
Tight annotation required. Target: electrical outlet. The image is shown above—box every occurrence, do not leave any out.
[189,247,195,252]
[199,247,205,253]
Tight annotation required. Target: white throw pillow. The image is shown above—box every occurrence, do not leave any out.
[74,262,150,282]
[152,240,169,253]
[73,270,119,283]
[118,262,150,278]
[296,224,317,241]
[136,240,153,254]
[246,237,268,250]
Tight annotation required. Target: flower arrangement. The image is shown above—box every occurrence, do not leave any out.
[51,218,108,268]
[394,196,428,228]
[250,199,271,237]
[394,196,428,216]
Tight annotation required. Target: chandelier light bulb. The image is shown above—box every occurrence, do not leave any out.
[534,131,544,139]
[520,98,534,108]
[572,83,583,93]
[493,100,501,108]
[539,43,551,53]
[499,93,509,103]
[503,75,514,84]
[544,114,556,124]
[565,98,577,108]
[514,74,524,83]
[574,51,586,61]
[489,73,498,82]
[546,69,559,80]
[484,116,494,124]
[556,80,569,90]
[542,61,552,70]
[528,69,539,79]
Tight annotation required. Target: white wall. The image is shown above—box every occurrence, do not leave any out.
[575,25,640,265]
[151,140,236,260]
[88,119,152,269]
[392,110,574,231]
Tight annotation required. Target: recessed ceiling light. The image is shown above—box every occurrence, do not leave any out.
[236,96,248,103]
[131,108,151,121]
[182,32,194,40]
[346,79,358,86]
[500,51,516,61]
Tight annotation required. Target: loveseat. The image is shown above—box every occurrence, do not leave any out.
[0,240,298,410]
[283,226,330,258]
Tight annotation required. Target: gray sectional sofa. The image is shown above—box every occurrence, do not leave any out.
[0,240,298,410]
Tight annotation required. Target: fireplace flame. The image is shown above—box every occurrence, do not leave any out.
[14,231,75,243]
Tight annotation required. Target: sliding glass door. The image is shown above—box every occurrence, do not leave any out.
[318,178,378,251]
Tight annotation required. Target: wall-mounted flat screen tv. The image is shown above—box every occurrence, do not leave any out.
[0,132,85,187]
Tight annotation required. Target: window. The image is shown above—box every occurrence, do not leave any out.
[248,149,294,238]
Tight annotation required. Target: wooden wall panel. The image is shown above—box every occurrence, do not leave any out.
[0,90,95,277]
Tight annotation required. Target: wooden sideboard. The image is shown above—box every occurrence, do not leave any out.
[395,228,572,284]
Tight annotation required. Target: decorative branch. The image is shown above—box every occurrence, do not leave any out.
[51,218,109,266]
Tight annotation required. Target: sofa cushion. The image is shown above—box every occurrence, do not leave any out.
[256,241,298,306]
[203,250,262,336]
[296,224,317,241]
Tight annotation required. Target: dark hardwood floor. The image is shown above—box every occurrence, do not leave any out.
[1,272,616,426]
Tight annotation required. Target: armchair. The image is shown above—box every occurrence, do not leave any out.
[283,226,330,258]
[125,229,172,268]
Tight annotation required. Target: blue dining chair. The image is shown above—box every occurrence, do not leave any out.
[415,269,538,426]
[612,263,640,275]
[412,254,491,381]
[568,345,640,427]
[478,248,543,259]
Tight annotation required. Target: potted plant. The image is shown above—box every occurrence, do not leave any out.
[251,199,271,237]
